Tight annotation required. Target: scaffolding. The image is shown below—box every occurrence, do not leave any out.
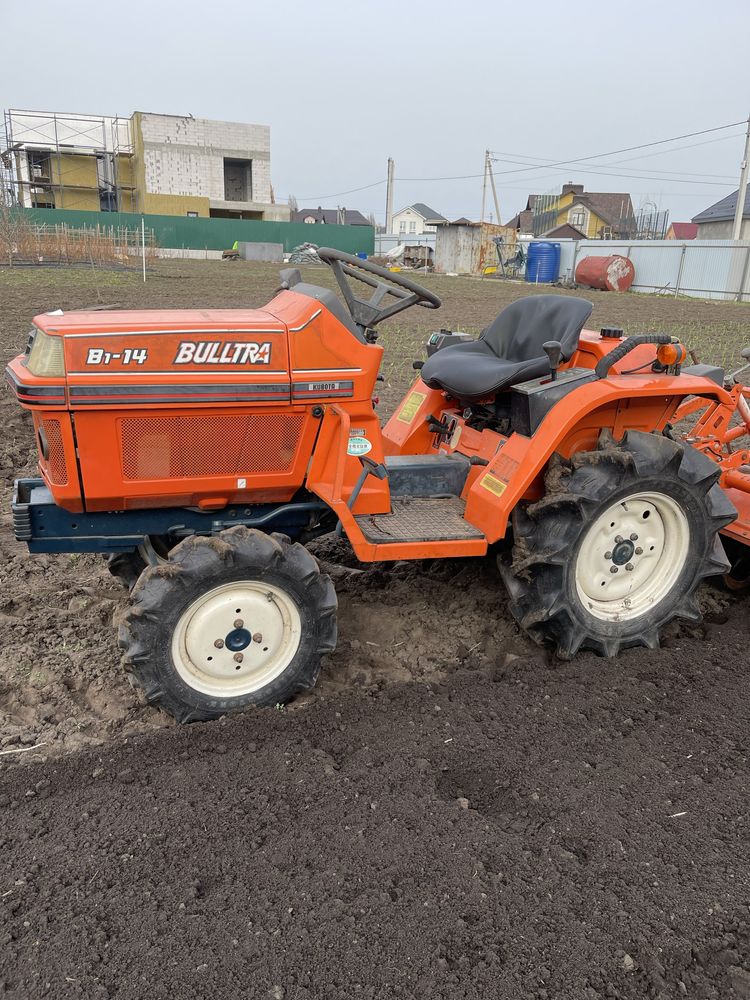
[0,109,136,213]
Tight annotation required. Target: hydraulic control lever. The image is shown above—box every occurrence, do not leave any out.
[542,340,562,381]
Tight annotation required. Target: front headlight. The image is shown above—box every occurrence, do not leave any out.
[26,328,65,378]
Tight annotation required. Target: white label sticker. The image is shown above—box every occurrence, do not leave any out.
[347,435,372,457]
[237,478,247,488]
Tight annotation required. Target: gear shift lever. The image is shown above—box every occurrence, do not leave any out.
[542,340,562,382]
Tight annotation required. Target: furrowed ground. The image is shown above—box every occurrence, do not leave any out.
[0,260,749,1000]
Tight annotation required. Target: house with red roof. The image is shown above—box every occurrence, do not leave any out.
[666,222,698,240]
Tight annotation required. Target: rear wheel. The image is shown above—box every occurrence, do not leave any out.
[501,430,735,658]
[118,526,337,722]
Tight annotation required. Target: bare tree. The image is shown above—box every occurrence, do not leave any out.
[288,194,298,214]
[0,190,30,267]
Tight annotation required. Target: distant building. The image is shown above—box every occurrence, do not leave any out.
[504,199,537,237]
[292,207,371,226]
[506,183,637,240]
[1,108,288,221]
[391,203,447,235]
[692,186,750,239]
[666,222,698,240]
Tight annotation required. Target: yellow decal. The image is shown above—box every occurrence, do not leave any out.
[480,473,507,497]
[397,390,427,424]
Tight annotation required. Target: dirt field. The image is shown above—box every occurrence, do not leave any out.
[1,260,750,998]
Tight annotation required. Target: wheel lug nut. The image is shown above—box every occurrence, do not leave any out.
[214,639,224,648]
[610,566,618,574]
[625,563,634,571]
[630,533,638,541]
[233,652,244,663]
[253,632,263,643]
[234,618,244,628]
[614,535,623,543]
[604,551,613,560]
[635,546,643,555]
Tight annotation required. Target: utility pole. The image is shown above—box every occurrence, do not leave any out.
[480,150,488,226]
[385,158,394,235]
[487,153,501,226]
[732,114,750,241]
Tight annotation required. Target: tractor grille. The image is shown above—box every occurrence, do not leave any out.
[41,418,68,485]
[120,413,306,481]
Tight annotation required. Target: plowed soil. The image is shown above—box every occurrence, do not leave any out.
[1,261,749,999]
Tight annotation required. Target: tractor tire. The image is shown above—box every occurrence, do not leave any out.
[107,536,176,590]
[500,430,735,658]
[117,526,337,723]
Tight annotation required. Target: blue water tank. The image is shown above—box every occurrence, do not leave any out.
[525,241,561,283]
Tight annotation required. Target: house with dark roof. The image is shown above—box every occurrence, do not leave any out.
[506,183,636,239]
[542,222,588,240]
[692,185,750,239]
[292,206,371,226]
[391,202,447,235]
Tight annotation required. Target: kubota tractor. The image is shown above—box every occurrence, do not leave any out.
[7,249,750,721]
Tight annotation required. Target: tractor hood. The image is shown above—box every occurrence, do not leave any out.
[33,307,290,404]
[3,291,383,514]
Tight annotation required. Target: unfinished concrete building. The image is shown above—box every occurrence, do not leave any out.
[1,109,288,221]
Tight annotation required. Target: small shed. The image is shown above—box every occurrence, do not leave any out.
[434,221,516,273]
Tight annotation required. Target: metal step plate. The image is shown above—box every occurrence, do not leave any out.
[355,496,484,544]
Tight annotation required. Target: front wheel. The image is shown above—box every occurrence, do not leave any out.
[501,430,735,658]
[118,527,337,722]
[107,535,176,589]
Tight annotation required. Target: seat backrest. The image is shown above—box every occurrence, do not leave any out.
[481,295,593,362]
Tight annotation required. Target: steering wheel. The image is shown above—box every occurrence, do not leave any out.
[316,247,441,330]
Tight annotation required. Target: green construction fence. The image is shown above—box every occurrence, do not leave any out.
[21,208,375,256]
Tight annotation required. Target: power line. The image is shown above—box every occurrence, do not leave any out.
[395,121,746,183]
[599,131,744,169]
[489,156,736,186]
[490,145,738,181]
[295,119,746,206]
[488,119,747,177]
[295,178,385,201]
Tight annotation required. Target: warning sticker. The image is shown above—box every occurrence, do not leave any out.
[480,473,507,497]
[396,390,427,424]
[493,453,521,482]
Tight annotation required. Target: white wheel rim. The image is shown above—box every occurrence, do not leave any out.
[171,581,302,697]
[574,491,690,623]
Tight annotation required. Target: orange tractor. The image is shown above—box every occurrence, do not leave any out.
[7,249,750,721]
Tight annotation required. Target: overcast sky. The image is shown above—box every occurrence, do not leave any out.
[3,0,749,225]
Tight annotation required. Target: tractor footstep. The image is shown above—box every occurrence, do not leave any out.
[355,496,483,544]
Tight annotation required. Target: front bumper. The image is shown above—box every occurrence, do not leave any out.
[11,478,328,554]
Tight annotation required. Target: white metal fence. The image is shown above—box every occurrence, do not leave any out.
[374,233,436,255]
[554,239,750,302]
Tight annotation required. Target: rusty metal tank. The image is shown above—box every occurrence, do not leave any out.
[575,254,635,292]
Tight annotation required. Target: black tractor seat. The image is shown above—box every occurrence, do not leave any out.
[420,294,594,403]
